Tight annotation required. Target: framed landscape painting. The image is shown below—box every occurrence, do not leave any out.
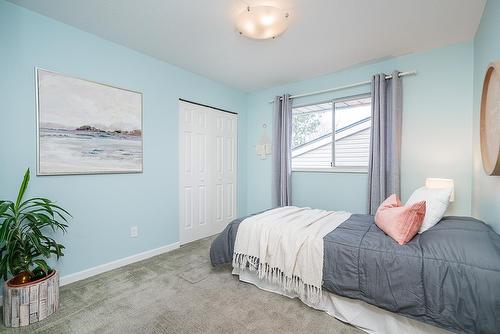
[36,69,143,175]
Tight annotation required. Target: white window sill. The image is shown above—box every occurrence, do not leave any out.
[292,168,368,174]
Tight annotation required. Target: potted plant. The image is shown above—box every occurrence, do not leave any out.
[0,169,70,327]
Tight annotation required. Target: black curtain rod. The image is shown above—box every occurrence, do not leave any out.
[179,98,238,115]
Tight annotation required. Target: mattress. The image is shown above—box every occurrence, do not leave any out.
[210,212,500,333]
[234,267,451,334]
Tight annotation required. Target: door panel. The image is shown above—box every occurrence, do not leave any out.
[198,185,206,225]
[184,133,192,173]
[216,136,223,173]
[216,183,223,223]
[226,183,234,220]
[227,138,234,172]
[184,186,192,229]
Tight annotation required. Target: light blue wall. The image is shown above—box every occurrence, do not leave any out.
[472,0,500,232]
[0,1,247,277]
[246,43,474,216]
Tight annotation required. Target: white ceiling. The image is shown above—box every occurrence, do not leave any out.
[9,0,485,92]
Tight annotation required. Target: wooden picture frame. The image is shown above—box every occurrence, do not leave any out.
[480,61,500,176]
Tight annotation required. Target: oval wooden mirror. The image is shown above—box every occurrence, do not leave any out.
[480,61,500,176]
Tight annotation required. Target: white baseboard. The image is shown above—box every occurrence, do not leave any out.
[0,242,180,306]
[60,242,180,286]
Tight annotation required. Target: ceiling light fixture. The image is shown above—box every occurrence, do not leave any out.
[236,6,289,40]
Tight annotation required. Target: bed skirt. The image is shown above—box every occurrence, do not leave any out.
[233,268,451,334]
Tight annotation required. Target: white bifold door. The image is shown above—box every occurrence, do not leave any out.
[179,100,237,244]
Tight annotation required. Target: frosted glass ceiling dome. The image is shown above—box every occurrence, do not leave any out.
[236,6,289,40]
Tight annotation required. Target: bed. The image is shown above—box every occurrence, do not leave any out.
[210,211,500,334]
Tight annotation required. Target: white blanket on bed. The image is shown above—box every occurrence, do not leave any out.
[232,206,351,304]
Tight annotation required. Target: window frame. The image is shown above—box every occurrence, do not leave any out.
[291,93,371,174]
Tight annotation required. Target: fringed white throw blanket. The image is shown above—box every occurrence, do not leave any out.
[232,206,351,305]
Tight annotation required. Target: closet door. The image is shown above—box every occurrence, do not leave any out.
[179,101,237,244]
[179,101,209,244]
[214,111,237,232]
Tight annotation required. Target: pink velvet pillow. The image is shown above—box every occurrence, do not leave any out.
[375,194,426,245]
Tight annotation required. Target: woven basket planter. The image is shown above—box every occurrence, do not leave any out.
[3,270,59,327]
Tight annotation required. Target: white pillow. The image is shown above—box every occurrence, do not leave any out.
[406,186,452,233]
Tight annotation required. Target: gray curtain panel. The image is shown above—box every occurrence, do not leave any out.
[272,94,292,207]
[368,71,402,214]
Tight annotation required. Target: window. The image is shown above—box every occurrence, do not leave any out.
[291,95,371,171]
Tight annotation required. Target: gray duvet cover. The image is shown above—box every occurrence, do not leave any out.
[210,213,500,334]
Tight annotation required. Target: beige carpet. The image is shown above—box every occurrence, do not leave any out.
[0,237,362,334]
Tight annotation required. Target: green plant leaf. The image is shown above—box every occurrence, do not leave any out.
[0,257,9,280]
[0,201,12,216]
[0,217,12,240]
[15,169,30,210]
[33,259,49,273]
